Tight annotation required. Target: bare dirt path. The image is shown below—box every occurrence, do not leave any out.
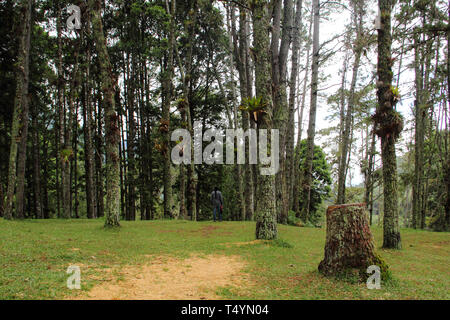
[70,254,249,300]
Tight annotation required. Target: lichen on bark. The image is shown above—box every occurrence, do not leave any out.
[373,0,402,249]
[88,0,120,227]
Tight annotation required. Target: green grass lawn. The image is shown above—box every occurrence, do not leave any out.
[0,218,448,300]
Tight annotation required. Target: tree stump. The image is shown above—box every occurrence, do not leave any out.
[318,203,389,280]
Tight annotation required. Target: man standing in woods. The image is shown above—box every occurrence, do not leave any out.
[211,187,223,222]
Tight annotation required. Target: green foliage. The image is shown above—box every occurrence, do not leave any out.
[287,210,301,226]
[60,148,73,163]
[239,96,267,113]
[391,86,400,100]
[345,186,365,203]
[397,126,449,230]
[297,140,332,224]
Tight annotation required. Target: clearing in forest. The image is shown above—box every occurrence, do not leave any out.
[1,220,449,300]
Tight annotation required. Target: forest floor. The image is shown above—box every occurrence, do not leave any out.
[0,219,449,300]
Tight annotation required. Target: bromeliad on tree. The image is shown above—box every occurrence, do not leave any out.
[159,119,170,133]
[239,96,268,124]
[60,148,74,163]
[372,85,404,141]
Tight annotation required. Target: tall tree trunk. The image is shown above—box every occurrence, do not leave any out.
[89,0,121,227]
[125,4,139,221]
[179,164,187,219]
[272,0,293,224]
[56,1,71,219]
[54,96,61,218]
[0,180,4,217]
[232,6,255,221]
[42,135,50,218]
[446,9,450,230]
[4,0,32,220]
[32,94,42,219]
[287,0,303,212]
[178,88,187,219]
[365,130,376,225]
[301,0,320,222]
[227,4,245,221]
[119,85,127,219]
[175,0,198,221]
[82,19,97,219]
[126,57,136,221]
[245,16,257,217]
[72,100,79,219]
[162,0,175,219]
[252,0,277,240]
[293,11,312,215]
[64,38,81,219]
[95,96,105,218]
[141,61,154,220]
[375,0,402,249]
[421,31,434,230]
[412,34,425,229]
[337,45,349,192]
[337,0,364,204]
[15,0,33,220]
[186,1,198,222]
[242,9,255,221]
[146,112,155,220]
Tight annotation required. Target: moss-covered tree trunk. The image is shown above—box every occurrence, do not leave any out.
[89,0,120,227]
[271,0,293,225]
[4,0,32,220]
[251,0,277,240]
[319,204,388,279]
[374,0,402,249]
[14,0,32,220]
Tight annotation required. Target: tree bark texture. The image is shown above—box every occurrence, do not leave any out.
[318,203,389,280]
